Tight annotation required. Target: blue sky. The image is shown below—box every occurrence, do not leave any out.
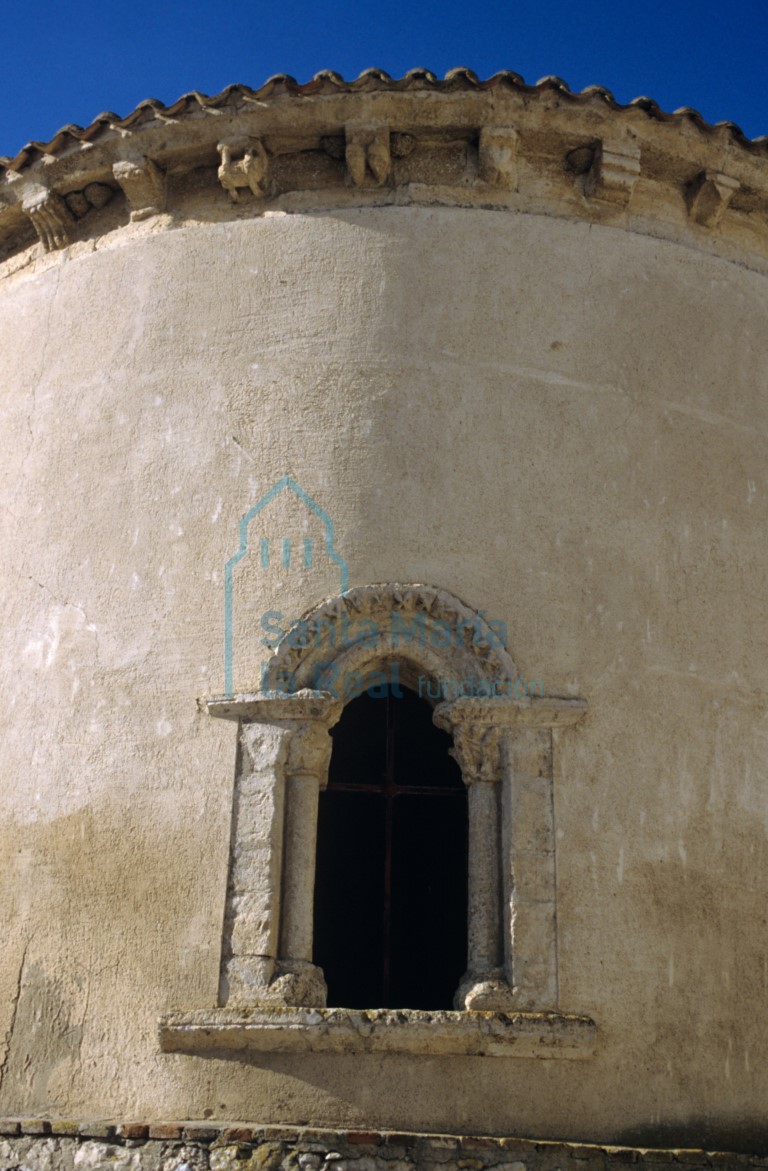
[2,0,766,159]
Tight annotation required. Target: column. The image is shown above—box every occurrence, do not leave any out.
[450,720,504,984]
[206,691,341,1008]
[275,712,340,1006]
[435,694,587,1012]
[434,702,509,1010]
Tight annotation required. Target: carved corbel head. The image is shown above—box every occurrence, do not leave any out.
[344,124,391,187]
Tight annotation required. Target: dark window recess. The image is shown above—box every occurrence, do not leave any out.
[313,682,468,1010]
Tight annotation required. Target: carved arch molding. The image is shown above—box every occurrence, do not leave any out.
[159,585,598,1058]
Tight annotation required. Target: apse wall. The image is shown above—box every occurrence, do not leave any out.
[1,73,768,1150]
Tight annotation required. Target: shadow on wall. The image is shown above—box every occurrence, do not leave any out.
[616,1120,768,1158]
[3,724,767,1155]
[173,1046,768,1157]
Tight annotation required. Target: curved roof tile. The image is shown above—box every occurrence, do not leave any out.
[2,67,765,172]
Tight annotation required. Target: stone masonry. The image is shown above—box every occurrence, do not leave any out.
[0,1124,758,1171]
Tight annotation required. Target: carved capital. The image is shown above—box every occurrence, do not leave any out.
[478,127,519,189]
[112,156,166,221]
[687,169,739,228]
[217,139,270,203]
[450,722,503,784]
[435,694,587,783]
[285,721,335,784]
[207,689,341,783]
[345,124,390,187]
[22,189,74,252]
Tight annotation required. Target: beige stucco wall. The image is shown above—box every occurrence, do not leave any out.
[1,204,767,1147]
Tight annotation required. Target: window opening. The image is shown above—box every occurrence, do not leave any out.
[313,680,467,1010]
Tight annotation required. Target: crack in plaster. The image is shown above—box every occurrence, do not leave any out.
[17,569,103,672]
[0,937,30,1093]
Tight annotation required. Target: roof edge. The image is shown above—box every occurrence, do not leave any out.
[1,68,766,172]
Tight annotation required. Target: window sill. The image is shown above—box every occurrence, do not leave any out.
[158,1007,597,1059]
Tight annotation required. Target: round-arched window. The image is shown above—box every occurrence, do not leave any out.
[313,680,468,1010]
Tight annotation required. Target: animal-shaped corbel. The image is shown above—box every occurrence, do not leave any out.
[217,140,270,202]
[345,125,391,187]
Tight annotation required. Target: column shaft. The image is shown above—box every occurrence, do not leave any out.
[467,779,503,974]
[280,772,322,962]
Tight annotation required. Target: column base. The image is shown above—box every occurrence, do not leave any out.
[223,958,327,1008]
[267,960,328,1007]
[455,970,520,1011]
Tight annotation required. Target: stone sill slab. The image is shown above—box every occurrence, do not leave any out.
[158,1007,597,1058]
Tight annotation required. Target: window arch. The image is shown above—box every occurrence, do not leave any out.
[313,682,467,1010]
[199,583,587,1019]
[161,584,596,1058]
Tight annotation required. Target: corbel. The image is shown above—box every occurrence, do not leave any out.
[112,155,167,221]
[686,169,740,228]
[216,139,270,203]
[345,123,391,187]
[21,186,75,252]
[478,127,520,189]
[571,139,641,206]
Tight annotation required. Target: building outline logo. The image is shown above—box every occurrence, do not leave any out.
[224,475,349,696]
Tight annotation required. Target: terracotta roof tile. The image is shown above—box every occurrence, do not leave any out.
[2,67,765,173]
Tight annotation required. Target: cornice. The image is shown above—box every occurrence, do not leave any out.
[2,68,767,268]
[4,70,767,172]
